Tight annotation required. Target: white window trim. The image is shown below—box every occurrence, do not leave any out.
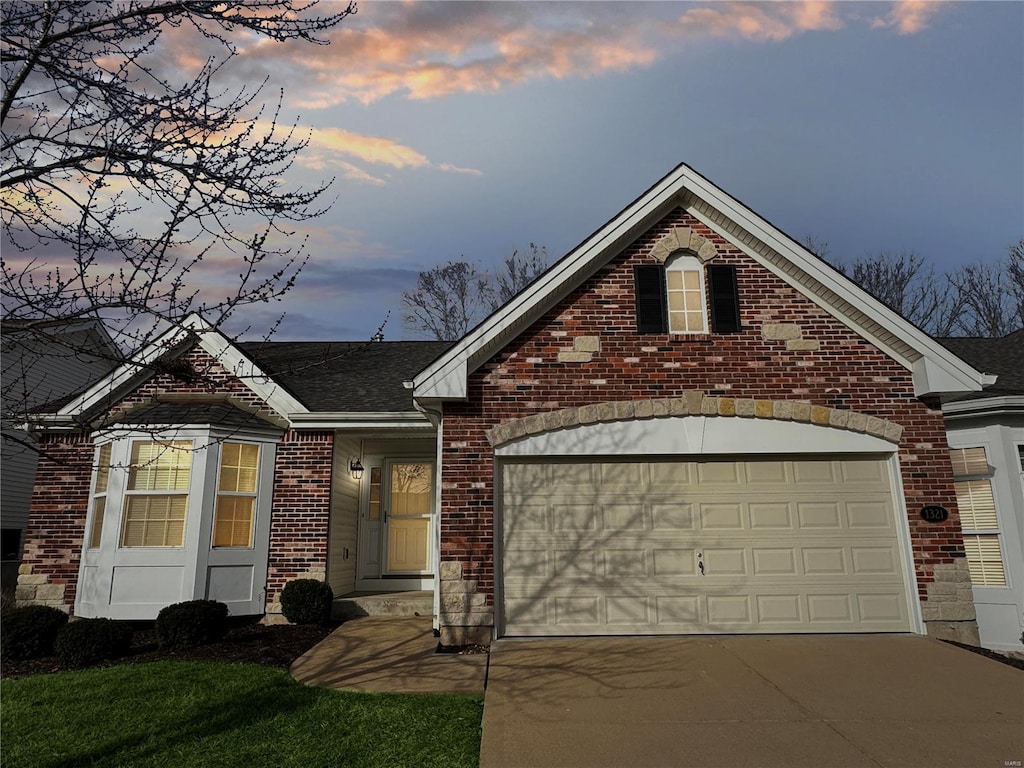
[664,252,708,335]
[78,424,280,618]
[950,445,1008,589]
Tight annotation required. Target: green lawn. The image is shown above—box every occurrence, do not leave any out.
[1,660,483,768]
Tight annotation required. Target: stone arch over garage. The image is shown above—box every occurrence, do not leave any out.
[485,392,904,448]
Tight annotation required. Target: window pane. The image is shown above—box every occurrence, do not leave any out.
[219,443,259,493]
[368,466,382,520]
[963,534,1006,586]
[89,497,105,548]
[682,270,700,290]
[666,271,683,290]
[668,312,685,333]
[122,495,187,547]
[128,441,192,491]
[390,463,432,516]
[213,496,255,547]
[686,312,705,332]
[668,292,686,311]
[95,443,112,493]
[954,479,998,529]
[949,447,989,478]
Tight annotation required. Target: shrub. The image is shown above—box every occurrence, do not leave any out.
[155,600,229,651]
[280,579,333,625]
[55,618,133,669]
[1,605,69,660]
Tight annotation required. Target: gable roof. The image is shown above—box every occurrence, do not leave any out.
[411,163,993,403]
[239,340,452,412]
[37,314,451,430]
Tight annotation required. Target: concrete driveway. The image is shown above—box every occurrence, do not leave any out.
[479,635,1023,768]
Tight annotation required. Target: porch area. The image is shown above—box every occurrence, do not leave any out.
[332,590,433,621]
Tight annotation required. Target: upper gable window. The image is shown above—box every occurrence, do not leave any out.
[665,254,707,334]
[635,255,741,334]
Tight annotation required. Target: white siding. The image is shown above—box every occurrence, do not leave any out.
[328,434,361,597]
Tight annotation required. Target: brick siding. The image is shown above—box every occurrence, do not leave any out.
[440,208,965,620]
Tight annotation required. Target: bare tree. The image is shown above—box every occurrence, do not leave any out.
[401,260,493,341]
[949,239,1024,337]
[403,246,552,340]
[1,0,355,422]
[828,250,961,336]
[489,243,550,310]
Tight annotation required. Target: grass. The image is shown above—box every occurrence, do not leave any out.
[1,660,483,768]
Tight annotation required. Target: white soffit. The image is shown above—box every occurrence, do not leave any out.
[413,163,989,403]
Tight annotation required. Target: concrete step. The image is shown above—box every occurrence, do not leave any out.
[333,590,433,620]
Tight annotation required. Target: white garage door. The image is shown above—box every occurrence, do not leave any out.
[500,457,911,636]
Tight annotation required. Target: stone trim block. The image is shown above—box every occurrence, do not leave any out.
[557,350,592,363]
[485,396,906,448]
[762,323,802,341]
[574,336,601,353]
[649,227,720,264]
[786,339,820,351]
[439,561,463,581]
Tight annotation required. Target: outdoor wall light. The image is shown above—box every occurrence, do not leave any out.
[349,458,364,480]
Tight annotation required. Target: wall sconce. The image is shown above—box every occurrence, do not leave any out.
[349,458,364,480]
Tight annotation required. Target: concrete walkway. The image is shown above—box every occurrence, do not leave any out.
[480,634,1024,768]
[289,616,487,694]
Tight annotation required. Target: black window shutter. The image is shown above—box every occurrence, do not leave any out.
[708,265,741,333]
[634,265,667,333]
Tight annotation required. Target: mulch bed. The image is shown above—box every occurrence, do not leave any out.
[1,618,338,680]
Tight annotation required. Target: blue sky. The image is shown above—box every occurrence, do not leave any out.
[50,1,1024,341]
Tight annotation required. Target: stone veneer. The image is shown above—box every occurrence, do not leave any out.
[485,393,904,447]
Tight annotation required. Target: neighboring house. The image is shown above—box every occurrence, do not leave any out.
[1,319,120,587]
[938,331,1024,651]
[19,164,998,650]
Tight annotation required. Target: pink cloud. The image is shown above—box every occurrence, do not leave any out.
[871,1,948,35]
[678,1,843,42]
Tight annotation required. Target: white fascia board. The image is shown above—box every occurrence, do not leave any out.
[412,166,690,402]
[57,313,307,422]
[943,395,1024,420]
[185,316,307,418]
[680,170,990,398]
[288,412,435,430]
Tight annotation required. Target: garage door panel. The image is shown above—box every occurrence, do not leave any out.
[501,457,910,636]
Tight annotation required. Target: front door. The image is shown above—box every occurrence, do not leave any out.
[384,461,432,574]
[357,458,434,587]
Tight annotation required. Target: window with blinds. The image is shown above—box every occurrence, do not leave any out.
[89,443,112,549]
[120,440,192,547]
[213,442,259,547]
[950,446,1005,586]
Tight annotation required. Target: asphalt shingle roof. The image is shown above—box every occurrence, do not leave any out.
[938,329,1024,399]
[237,340,453,412]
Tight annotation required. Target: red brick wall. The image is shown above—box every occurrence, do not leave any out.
[266,430,334,605]
[440,208,963,608]
[19,345,334,613]
[21,433,95,607]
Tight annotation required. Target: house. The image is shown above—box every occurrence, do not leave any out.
[938,331,1024,651]
[1,318,120,587]
[18,164,998,650]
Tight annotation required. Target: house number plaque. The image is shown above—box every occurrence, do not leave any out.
[920,505,949,523]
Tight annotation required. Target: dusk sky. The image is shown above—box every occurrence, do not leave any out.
[45,1,1024,341]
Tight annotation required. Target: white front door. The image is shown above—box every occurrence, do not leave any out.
[357,458,434,587]
[384,461,433,574]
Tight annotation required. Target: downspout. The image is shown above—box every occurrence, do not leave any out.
[408,381,444,633]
